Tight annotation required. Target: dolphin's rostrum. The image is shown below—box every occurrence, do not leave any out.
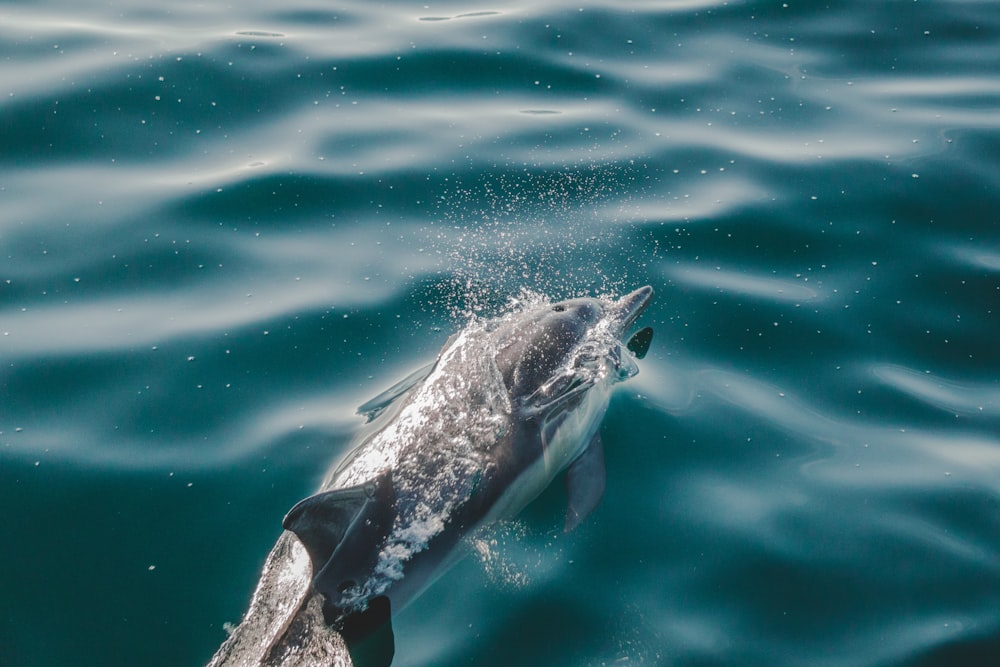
[208,286,654,667]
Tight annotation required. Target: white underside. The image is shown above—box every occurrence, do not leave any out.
[484,383,612,527]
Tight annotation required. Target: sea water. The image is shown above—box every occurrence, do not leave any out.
[2,1,999,665]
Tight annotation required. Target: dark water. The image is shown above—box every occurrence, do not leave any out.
[3,1,999,665]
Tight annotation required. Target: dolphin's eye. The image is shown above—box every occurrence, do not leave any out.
[552,304,566,312]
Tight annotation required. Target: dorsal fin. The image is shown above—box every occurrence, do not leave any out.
[282,472,394,578]
[626,326,654,360]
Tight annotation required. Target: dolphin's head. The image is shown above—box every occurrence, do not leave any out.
[493,286,654,410]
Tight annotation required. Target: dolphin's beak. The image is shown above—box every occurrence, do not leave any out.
[609,285,654,335]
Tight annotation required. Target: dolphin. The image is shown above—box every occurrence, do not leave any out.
[207,286,654,667]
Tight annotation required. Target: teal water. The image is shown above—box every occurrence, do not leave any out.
[2,1,999,665]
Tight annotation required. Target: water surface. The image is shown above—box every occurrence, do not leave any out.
[2,1,999,665]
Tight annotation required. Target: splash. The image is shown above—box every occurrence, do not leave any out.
[470,520,539,590]
[423,162,646,313]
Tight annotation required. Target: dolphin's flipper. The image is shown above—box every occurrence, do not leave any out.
[282,471,396,601]
[563,433,606,532]
[341,595,395,667]
[626,326,654,360]
[357,362,437,421]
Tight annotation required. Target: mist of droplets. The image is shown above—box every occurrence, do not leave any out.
[469,519,564,591]
[421,161,649,321]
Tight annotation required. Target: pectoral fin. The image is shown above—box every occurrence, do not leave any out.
[563,433,606,532]
[357,362,436,422]
[282,471,395,600]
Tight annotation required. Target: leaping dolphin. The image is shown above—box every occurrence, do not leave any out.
[207,286,654,667]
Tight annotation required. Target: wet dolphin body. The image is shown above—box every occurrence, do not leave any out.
[207,286,654,667]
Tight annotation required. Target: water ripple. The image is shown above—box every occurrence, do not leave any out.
[4,1,1000,665]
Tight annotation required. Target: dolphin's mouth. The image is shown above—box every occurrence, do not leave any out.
[610,286,654,362]
[609,285,654,335]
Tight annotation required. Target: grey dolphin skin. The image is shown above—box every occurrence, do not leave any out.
[207,286,654,667]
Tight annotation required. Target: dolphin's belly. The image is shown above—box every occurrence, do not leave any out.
[541,389,610,474]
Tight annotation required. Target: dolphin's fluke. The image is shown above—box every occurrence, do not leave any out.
[626,326,654,360]
[563,433,606,532]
